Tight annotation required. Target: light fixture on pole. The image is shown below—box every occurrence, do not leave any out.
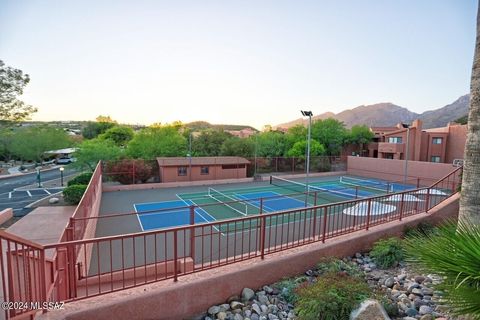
[301,110,313,204]
[59,167,65,187]
[36,167,42,188]
[401,123,410,184]
[188,132,192,181]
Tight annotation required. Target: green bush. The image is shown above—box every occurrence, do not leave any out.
[67,172,93,187]
[295,272,370,320]
[63,184,87,205]
[370,237,404,269]
[274,276,308,304]
[316,258,364,279]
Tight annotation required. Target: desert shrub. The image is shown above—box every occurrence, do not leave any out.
[295,272,370,320]
[105,159,155,184]
[370,237,404,269]
[316,257,364,279]
[67,172,93,187]
[274,276,308,304]
[63,184,87,204]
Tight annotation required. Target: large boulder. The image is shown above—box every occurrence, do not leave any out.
[350,299,391,320]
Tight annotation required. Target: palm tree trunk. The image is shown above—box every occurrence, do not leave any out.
[459,1,480,226]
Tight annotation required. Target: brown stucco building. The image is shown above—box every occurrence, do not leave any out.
[367,120,467,164]
[157,157,250,182]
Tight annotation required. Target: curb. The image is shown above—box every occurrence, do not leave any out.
[24,191,63,209]
[0,166,66,180]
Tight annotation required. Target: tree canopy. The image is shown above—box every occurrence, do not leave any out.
[0,60,37,123]
[75,138,122,171]
[127,125,187,159]
[100,126,135,146]
[10,126,71,163]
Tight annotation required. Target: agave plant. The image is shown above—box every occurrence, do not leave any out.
[403,220,480,319]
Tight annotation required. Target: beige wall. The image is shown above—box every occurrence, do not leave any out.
[347,156,457,186]
[445,125,468,164]
[160,165,247,183]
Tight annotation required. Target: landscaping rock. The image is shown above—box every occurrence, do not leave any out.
[419,305,433,315]
[350,299,391,320]
[242,288,255,301]
[48,197,60,204]
[385,277,395,288]
[208,306,220,315]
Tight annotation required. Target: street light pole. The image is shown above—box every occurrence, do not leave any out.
[254,133,258,177]
[301,110,313,204]
[402,123,410,184]
[60,167,65,186]
[36,168,42,188]
[188,132,192,181]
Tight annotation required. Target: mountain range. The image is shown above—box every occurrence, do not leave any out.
[275,94,470,129]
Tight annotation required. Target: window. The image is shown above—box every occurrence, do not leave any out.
[178,167,187,176]
[432,137,443,144]
[200,166,209,175]
[388,137,402,144]
[431,156,441,163]
[221,164,246,169]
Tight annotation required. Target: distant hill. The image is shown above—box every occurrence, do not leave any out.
[418,95,470,129]
[185,121,258,132]
[275,95,469,129]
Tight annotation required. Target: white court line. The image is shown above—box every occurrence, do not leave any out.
[233,193,277,213]
[176,194,223,234]
[133,204,145,232]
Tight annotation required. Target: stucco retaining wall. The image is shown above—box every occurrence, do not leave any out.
[0,208,13,226]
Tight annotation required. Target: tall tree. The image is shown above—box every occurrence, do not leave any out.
[10,126,71,163]
[100,126,135,146]
[75,138,122,171]
[346,125,375,154]
[0,60,37,123]
[220,137,255,157]
[459,2,480,226]
[126,125,187,158]
[256,131,286,157]
[192,129,232,156]
[311,118,348,156]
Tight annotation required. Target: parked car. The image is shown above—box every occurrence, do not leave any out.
[55,157,76,164]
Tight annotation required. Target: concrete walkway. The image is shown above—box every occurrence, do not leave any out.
[6,206,75,258]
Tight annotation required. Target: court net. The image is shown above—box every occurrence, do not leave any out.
[208,187,248,216]
[340,176,393,193]
[270,176,360,201]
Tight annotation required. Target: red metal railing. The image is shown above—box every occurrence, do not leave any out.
[62,162,102,243]
[0,166,462,318]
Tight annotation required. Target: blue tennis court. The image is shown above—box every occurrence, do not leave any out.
[134,200,215,231]
[235,191,307,212]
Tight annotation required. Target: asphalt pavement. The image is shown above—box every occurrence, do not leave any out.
[0,167,78,216]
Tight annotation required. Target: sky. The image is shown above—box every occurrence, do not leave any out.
[0,1,477,129]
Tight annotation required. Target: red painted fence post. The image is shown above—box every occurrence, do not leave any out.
[311,192,318,240]
[322,206,328,243]
[260,215,266,259]
[189,206,195,262]
[425,189,430,213]
[399,192,405,221]
[366,198,372,231]
[173,230,178,282]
